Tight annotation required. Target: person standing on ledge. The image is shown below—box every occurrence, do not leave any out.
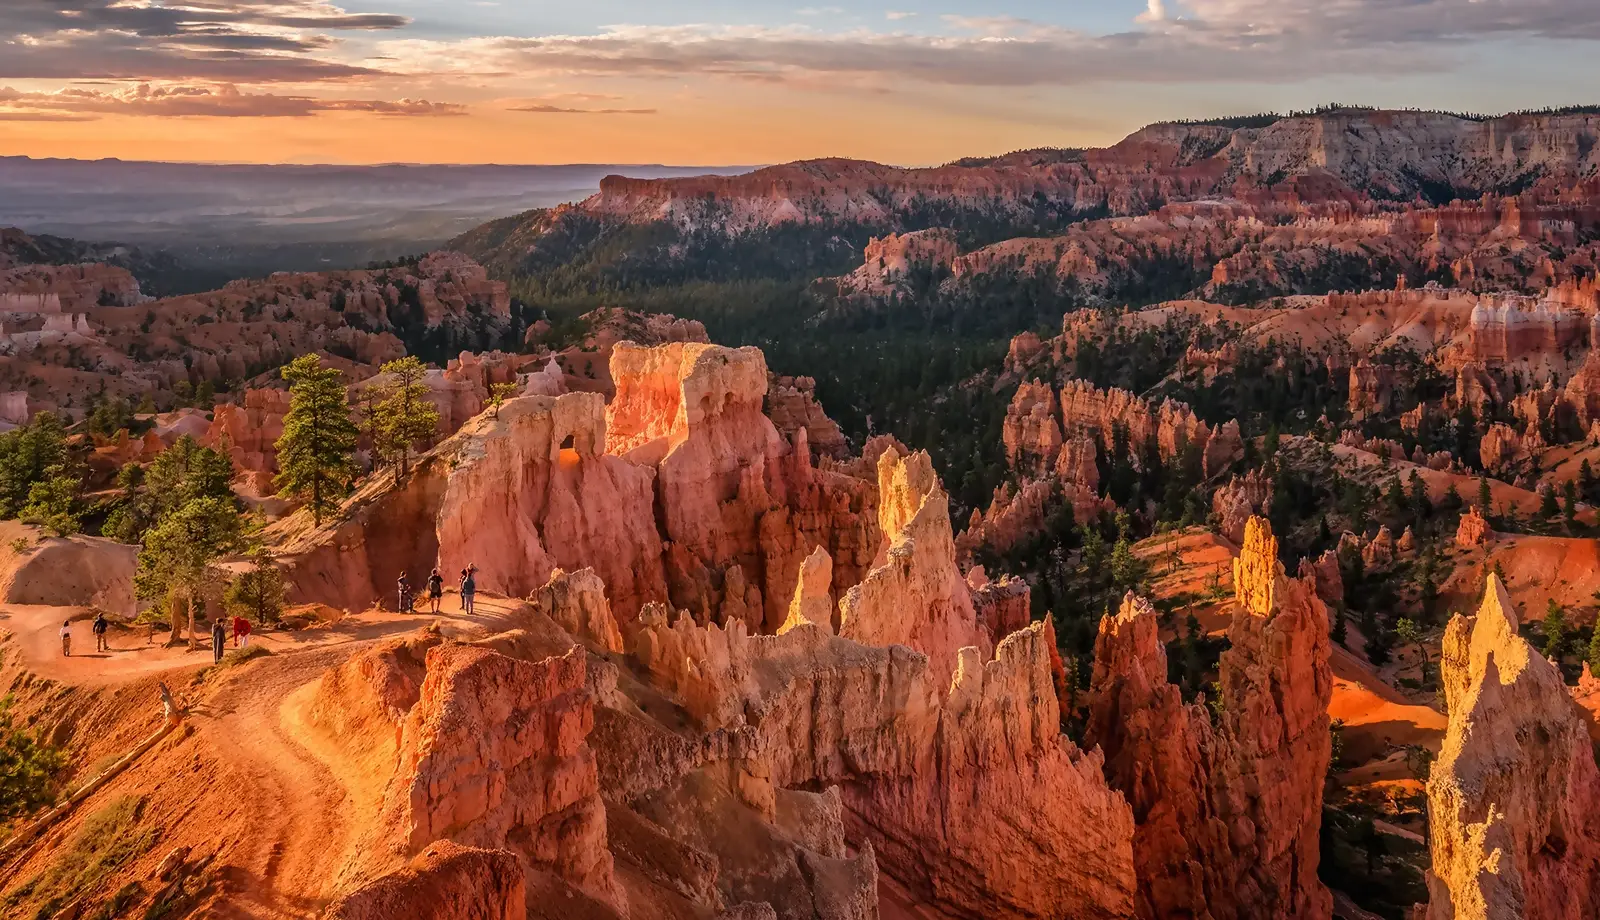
[60,620,72,657]
[426,568,443,615]
[211,617,226,665]
[461,565,477,615]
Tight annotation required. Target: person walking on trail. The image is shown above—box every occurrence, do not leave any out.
[60,620,72,657]
[397,571,413,612]
[232,615,252,649]
[93,612,109,653]
[460,565,477,615]
[426,568,444,614]
[211,617,226,664]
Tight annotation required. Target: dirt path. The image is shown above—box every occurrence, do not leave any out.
[2,594,528,917]
[0,593,522,688]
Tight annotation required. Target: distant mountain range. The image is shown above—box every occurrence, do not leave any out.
[0,158,754,285]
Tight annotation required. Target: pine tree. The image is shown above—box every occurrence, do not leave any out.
[135,496,252,648]
[1588,625,1600,678]
[1477,476,1492,514]
[1541,483,1561,519]
[224,550,287,625]
[374,356,440,477]
[275,354,359,524]
[1544,599,1568,662]
[1564,479,1580,530]
[20,466,81,536]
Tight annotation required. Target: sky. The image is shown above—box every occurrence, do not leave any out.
[1,0,1598,166]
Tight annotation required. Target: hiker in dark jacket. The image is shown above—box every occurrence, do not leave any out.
[460,565,477,615]
[426,568,444,614]
[211,618,226,664]
[93,612,109,652]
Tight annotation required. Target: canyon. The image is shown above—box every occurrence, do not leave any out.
[10,105,1600,920]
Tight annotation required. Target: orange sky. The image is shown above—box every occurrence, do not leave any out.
[2,2,1597,166]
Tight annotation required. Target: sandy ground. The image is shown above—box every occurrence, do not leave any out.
[0,592,526,918]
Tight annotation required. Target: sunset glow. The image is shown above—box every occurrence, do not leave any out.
[3,1,1599,165]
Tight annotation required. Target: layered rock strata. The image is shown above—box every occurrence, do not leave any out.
[1087,517,1333,920]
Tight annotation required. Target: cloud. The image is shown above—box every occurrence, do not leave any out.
[0,82,466,118]
[370,2,1600,91]
[0,1,408,83]
[885,11,916,21]
[508,103,656,114]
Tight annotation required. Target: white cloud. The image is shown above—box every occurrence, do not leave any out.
[0,82,466,118]
[885,11,916,20]
[1137,0,1168,23]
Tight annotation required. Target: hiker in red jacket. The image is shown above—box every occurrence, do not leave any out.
[232,615,253,649]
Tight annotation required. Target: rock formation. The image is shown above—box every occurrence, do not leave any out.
[838,446,987,685]
[272,390,669,621]
[1348,359,1395,417]
[529,568,625,654]
[1456,507,1492,548]
[969,572,1031,648]
[1213,471,1273,545]
[1426,575,1600,920]
[1004,380,1064,474]
[1087,517,1333,920]
[325,841,524,920]
[765,375,848,460]
[362,643,624,912]
[779,546,834,635]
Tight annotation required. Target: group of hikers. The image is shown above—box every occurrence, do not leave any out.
[60,561,482,661]
[61,611,252,664]
[59,612,111,657]
[395,564,477,615]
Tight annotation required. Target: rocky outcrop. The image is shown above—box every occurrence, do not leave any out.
[626,601,1137,919]
[835,229,960,296]
[1456,507,1492,548]
[765,375,848,460]
[1426,575,1600,920]
[844,623,1136,920]
[838,447,987,686]
[272,391,669,621]
[1087,517,1333,920]
[607,341,880,629]
[778,546,834,635]
[1213,471,1273,545]
[969,572,1031,648]
[1362,525,1397,570]
[1004,380,1064,474]
[0,261,145,311]
[1298,549,1344,607]
[325,841,524,920]
[529,568,625,654]
[1482,422,1531,471]
[1348,359,1395,417]
[205,388,291,474]
[363,643,624,912]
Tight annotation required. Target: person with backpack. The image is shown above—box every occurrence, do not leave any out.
[60,620,72,657]
[460,565,477,615]
[211,617,227,664]
[92,612,109,652]
[426,568,444,614]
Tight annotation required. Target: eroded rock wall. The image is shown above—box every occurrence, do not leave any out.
[1426,575,1600,920]
[1087,517,1333,920]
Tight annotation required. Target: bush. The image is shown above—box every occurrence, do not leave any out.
[0,696,65,832]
